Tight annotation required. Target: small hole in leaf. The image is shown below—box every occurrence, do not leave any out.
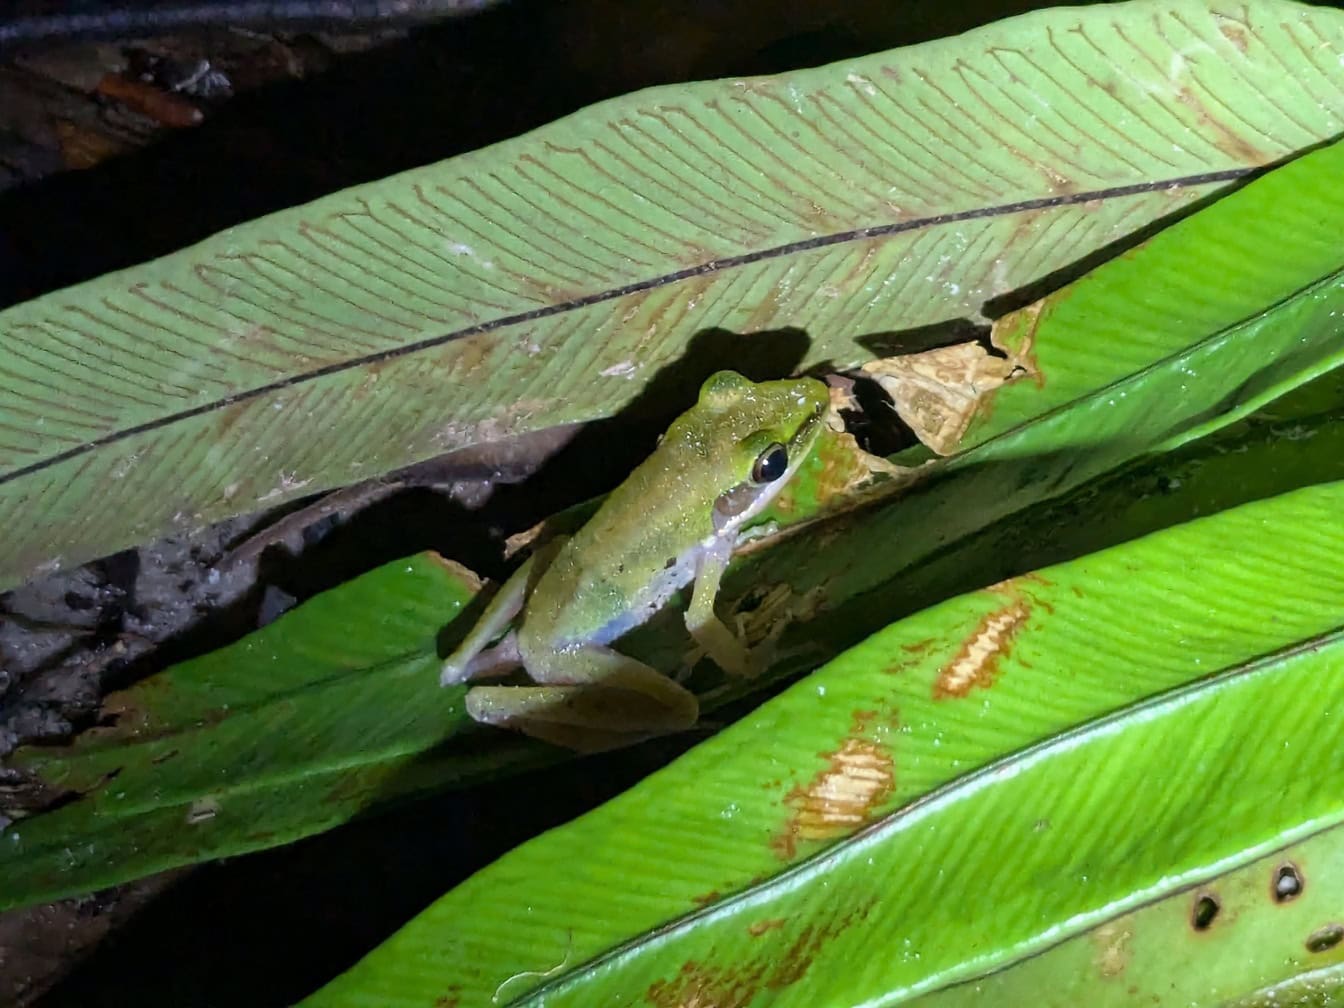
[1306,924,1344,954]
[733,586,770,615]
[1274,863,1304,903]
[1192,894,1220,931]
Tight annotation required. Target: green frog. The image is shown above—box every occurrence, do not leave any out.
[441,370,830,751]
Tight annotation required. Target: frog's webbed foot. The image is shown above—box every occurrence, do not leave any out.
[465,644,698,753]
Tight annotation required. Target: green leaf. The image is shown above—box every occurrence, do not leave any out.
[0,554,557,911]
[966,124,1344,448]
[4,0,1344,588]
[301,481,1344,1007]
[911,823,1344,1006]
[7,126,1344,912]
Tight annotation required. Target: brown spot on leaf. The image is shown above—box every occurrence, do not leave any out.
[1091,921,1132,977]
[323,768,382,808]
[772,726,894,860]
[647,960,761,1008]
[213,400,254,438]
[646,904,871,1007]
[424,551,484,592]
[1218,19,1249,53]
[739,282,788,335]
[933,598,1030,699]
[748,918,785,937]
[433,986,462,1008]
[840,242,881,288]
[1307,923,1344,953]
[883,638,938,677]
[989,298,1046,389]
[1173,87,1262,163]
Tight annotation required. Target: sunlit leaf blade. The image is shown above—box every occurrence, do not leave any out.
[914,823,1344,1006]
[2,0,1343,588]
[302,481,1344,1007]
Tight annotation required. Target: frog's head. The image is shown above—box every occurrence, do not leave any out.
[676,370,830,534]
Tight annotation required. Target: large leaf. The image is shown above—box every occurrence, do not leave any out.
[6,127,1344,911]
[914,822,1344,1006]
[3,0,1344,588]
[302,480,1344,1007]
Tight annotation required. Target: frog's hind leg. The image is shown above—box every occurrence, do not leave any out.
[440,537,565,687]
[465,644,699,752]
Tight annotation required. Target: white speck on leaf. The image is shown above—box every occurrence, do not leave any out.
[259,472,313,502]
[846,72,877,96]
[600,360,638,378]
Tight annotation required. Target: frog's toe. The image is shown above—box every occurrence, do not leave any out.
[439,660,470,687]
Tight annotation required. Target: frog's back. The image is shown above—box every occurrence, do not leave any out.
[532,451,709,647]
[521,370,827,650]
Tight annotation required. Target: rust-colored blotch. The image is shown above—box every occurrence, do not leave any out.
[646,909,869,1008]
[772,734,894,860]
[932,598,1030,700]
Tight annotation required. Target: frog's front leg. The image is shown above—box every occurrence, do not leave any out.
[440,537,565,687]
[684,538,757,677]
[465,645,699,752]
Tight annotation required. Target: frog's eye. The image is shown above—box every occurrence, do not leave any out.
[752,443,789,483]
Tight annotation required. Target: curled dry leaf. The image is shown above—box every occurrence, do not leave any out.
[863,342,1023,456]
